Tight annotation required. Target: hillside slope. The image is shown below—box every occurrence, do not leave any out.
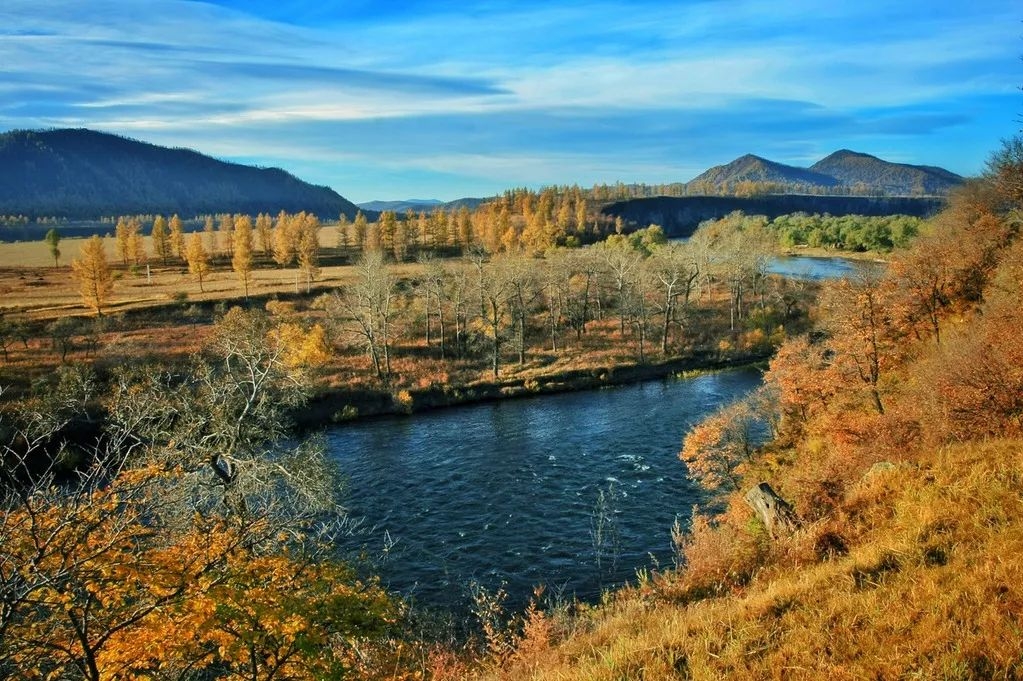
[0,128,363,219]
[811,149,964,195]
[688,154,840,189]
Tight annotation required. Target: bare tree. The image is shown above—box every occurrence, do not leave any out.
[328,251,398,380]
[646,243,700,354]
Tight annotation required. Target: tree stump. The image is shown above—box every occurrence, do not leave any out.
[744,482,800,539]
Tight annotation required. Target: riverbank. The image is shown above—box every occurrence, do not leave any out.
[779,245,890,262]
[298,349,771,427]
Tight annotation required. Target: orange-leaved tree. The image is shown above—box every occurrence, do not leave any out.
[680,390,768,492]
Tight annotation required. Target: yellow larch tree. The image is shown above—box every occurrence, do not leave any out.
[71,235,114,316]
[169,214,186,261]
[297,213,320,292]
[232,214,254,297]
[151,215,171,265]
[256,212,273,255]
[185,232,211,293]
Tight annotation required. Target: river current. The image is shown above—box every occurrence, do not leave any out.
[327,367,763,614]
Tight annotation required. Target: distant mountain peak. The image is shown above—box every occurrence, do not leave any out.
[688,149,962,196]
[689,153,840,189]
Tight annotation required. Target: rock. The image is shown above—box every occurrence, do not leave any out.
[744,482,800,539]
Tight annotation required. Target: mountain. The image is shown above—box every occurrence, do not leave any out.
[810,149,964,195]
[0,128,364,219]
[689,154,840,189]
[688,150,963,196]
[358,199,444,213]
[358,197,488,213]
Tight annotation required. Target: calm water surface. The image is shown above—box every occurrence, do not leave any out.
[327,367,762,614]
[767,254,881,280]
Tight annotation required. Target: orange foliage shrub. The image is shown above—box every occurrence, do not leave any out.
[669,508,768,599]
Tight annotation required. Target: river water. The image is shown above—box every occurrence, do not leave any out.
[324,255,873,615]
[767,254,881,280]
[326,367,763,614]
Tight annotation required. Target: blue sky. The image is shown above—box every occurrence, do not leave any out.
[1,1,1020,202]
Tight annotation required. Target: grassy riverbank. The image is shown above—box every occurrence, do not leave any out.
[457,153,1023,680]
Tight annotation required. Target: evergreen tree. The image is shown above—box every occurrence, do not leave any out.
[44,227,61,267]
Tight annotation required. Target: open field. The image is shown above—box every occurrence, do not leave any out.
[0,227,429,320]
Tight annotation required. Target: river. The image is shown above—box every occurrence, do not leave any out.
[326,367,763,615]
[324,254,874,616]
[767,254,882,280]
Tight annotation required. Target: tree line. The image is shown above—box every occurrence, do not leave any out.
[697,211,922,253]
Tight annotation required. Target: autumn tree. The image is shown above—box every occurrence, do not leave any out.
[987,134,1023,207]
[353,210,368,252]
[219,213,235,259]
[151,214,171,265]
[0,312,404,680]
[256,212,273,255]
[473,252,515,377]
[127,217,146,267]
[599,238,642,336]
[169,213,186,261]
[115,216,131,265]
[336,212,350,253]
[296,213,321,292]
[272,211,296,267]
[766,334,839,435]
[378,211,398,256]
[232,213,254,297]
[71,235,113,316]
[821,273,901,415]
[416,254,447,355]
[497,254,539,366]
[203,214,218,256]
[185,231,210,293]
[680,391,766,491]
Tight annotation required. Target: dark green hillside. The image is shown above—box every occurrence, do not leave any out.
[0,128,363,219]
[601,194,945,238]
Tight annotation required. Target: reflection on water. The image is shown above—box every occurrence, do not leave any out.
[326,367,762,614]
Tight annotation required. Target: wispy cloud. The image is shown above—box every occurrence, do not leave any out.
[0,0,1018,200]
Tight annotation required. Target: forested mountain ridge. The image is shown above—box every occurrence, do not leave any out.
[357,197,487,213]
[689,149,963,196]
[0,128,364,219]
